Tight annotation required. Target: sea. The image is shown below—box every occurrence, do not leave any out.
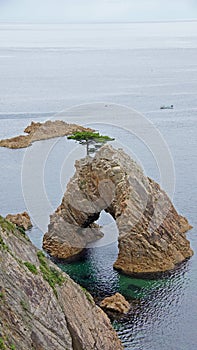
[0,22,197,349]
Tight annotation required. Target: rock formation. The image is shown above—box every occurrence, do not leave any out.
[0,120,94,149]
[43,145,193,275]
[100,293,130,314]
[0,215,122,350]
[43,217,104,260]
[6,211,32,230]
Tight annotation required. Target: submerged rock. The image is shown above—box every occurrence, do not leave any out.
[6,211,32,230]
[0,216,122,350]
[100,293,130,314]
[43,145,193,275]
[0,120,94,149]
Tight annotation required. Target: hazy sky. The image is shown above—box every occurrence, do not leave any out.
[0,0,197,23]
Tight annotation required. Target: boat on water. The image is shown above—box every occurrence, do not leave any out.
[160,105,174,109]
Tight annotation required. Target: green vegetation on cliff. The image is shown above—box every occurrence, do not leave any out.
[80,286,94,304]
[0,216,29,243]
[24,261,38,275]
[0,338,6,350]
[37,251,66,296]
[0,214,123,350]
[0,235,8,251]
[0,216,15,233]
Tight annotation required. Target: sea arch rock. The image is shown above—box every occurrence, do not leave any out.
[43,145,193,275]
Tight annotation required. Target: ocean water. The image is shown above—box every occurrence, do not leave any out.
[0,22,197,349]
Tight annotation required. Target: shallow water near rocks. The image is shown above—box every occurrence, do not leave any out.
[57,231,196,350]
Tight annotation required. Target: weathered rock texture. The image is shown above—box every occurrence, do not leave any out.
[6,211,32,230]
[0,120,94,149]
[43,216,104,260]
[43,145,193,275]
[0,216,122,350]
[100,293,130,314]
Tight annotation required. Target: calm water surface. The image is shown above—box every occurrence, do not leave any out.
[0,22,196,349]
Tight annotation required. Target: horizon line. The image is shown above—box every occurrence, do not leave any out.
[0,18,197,25]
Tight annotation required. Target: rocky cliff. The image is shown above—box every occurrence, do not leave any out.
[43,145,193,275]
[0,120,94,149]
[0,216,122,350]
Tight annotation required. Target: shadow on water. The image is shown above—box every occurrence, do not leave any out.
[55,241,191,301]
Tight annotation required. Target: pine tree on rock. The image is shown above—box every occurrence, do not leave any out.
[67,131,114,156]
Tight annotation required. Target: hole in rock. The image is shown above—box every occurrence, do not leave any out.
[57,211,120,298]
[87,210,119,250]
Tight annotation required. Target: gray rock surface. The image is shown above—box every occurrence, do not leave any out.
[0,216,123,350]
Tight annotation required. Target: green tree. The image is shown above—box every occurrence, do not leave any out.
[67,131,114,156]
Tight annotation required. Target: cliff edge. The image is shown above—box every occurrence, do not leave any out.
[0,216,122,350]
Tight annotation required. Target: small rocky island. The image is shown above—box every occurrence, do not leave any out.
[0,120,94,149]
[43,145,193,275]
[0,216,122,350]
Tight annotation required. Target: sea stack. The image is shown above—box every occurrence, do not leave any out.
[43,145,193,275]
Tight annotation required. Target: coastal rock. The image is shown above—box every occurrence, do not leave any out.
[0,216,123,350]
[6,211,32,230]
[43,216,104,259]
[0,120,94,149]
[100,293,130,314]
[43,145,193,275]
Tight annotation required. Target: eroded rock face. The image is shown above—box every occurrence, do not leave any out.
[43,216,104,259]
[43,145,193,275]
[0,216,122,350]
[6,211,32,230]
[100,293,130,314]
[0,120,94,149]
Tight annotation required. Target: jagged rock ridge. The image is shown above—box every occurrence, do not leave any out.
[43,145,193,275]
[0,216,122,350]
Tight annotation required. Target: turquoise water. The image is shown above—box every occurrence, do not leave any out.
[56,236,195,350]
[57,243,188,301]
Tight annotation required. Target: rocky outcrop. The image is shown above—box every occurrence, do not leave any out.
[6,211,32,230]
[43,145,193,275]
[43,218,104,260]
[0,216,122,350]
[100,293,130,314]
[0,120,94,149]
